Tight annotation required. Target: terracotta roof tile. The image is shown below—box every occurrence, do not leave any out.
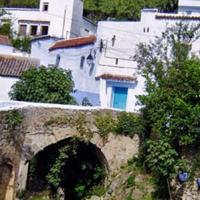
[96,73,137,82]
[0,55,40,78]
[0,35,11,46]
[49,35,96,51]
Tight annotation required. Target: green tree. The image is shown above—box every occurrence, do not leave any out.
[0,22,12,37]
[135,22,200,179]
[0,0,178,21]
[9,66,76,104]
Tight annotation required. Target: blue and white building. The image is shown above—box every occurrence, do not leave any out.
[1,0,200,111]
[95,0,200,111]
[31,35,100,106]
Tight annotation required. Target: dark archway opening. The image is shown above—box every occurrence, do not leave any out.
[26,138,107,200]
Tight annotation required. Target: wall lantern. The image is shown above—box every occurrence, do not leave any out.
[86,52,94,66]
[178,172,189,183]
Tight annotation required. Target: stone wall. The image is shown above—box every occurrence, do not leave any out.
[0,106,140,200]
[0,110,25,200]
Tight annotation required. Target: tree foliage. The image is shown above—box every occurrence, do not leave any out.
[0,0,39,8]
[0,0,178,21]
[84,0,178,21]
[134,23,200,199]
[135,22,200,181]
[9,66,76,105]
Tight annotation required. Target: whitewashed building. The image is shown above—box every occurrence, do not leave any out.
[31,35,100,105]
[0,0,95,39]
[96,0,200,112]
[2,0,200,111]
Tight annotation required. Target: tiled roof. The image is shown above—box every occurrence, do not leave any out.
[0,55,40,78]
[96,74,137,82]
[49,35,96,51]
[0,35,11,46]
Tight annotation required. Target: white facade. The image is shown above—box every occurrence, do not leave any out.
[1,0,95,39]
[178,0,200,14]
[0,77,18,100]
[96,0,200,112]
[31,36,100,105]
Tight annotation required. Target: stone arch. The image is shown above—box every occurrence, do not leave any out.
[18,136,109,199]
[15,107,140,197]
[17,133,109,193]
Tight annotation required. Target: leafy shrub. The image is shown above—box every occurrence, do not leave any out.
[12,36,31,53]
[85,184,106,197]
[0,23,12,37]
[145,140,184,177]
[4,110,23,129]
[46,145,71,189]
[125,196,134,200]
[115,112,143,137]
[95,114,115,139]
[74,184,86,198]
[126,175,136,188]
[9,66,76,105]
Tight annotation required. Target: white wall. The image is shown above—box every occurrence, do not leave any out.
[0,45,13,55]
[2,0,84,38]
[178,0,200,14]
[31,38,100,105]
[96,20,148,111]
[96,5,200,111]
[0,77,18,101]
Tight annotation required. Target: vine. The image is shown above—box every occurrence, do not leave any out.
[46,142,77,189]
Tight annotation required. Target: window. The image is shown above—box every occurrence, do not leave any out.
[43,3,49,11]
[30,25,38,35]
[144,27,150,33]
[112,87,128,110]
[80,56,85,69]
[41,26,49,35]
[111,35,116,46]
[115,58,119,65]
[19,24,27,35]
[55,54,61,66]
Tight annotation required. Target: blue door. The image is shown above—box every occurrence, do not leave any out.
[112,87,128,110]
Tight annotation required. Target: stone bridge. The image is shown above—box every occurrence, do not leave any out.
[0,102,139,200]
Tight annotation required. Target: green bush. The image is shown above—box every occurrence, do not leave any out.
[4,110,23,129]
[126,175,136,188]
[0,23,12,37]
[95,114,115,139]
[12,36,31,53]
[115,112,143,137]
[145,140,184,177]
[9,66,76,105]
